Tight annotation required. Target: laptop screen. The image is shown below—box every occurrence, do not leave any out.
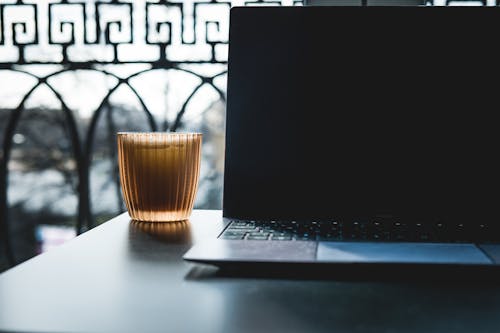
[223,7,500,223]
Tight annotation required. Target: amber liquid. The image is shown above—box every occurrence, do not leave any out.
[117,133,202,222]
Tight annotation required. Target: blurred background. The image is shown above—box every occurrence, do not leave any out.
[0,0,494,272]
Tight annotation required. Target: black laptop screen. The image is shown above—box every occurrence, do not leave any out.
[223,7,500,223]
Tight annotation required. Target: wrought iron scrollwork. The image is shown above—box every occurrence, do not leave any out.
[0,0,298,267]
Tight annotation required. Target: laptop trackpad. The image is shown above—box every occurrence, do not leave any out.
[317,242,491,264]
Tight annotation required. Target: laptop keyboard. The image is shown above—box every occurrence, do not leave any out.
[219,220,500,243]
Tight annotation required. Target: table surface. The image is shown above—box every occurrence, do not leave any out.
[2,210,500,333]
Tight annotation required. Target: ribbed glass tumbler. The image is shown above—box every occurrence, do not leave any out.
[117,132,202,222]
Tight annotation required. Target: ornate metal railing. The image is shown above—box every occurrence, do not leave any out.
[0,0,303,267]
[0,0,493,267]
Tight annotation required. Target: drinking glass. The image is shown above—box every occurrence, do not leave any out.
[117,132,202,222]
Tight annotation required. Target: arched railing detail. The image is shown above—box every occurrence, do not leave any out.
[1,70,85,265]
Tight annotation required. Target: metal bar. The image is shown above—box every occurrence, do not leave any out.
[105,105,125,214]
[1,80,44,267]
[171,81,206,132]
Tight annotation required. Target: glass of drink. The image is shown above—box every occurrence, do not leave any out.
[117,132,202,222]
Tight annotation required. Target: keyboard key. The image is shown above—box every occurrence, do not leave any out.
[228,225,257,230]
[249,232,269,237]
[221,234,245,240]
[247,235,269,240]
[223,231,247,236]
[272,236,293,241]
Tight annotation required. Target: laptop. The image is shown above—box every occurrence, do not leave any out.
[184,7,500,269]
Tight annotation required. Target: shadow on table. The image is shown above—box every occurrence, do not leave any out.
[185,263,500,285]
[127,220,193,262]
[129,219,192,243]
